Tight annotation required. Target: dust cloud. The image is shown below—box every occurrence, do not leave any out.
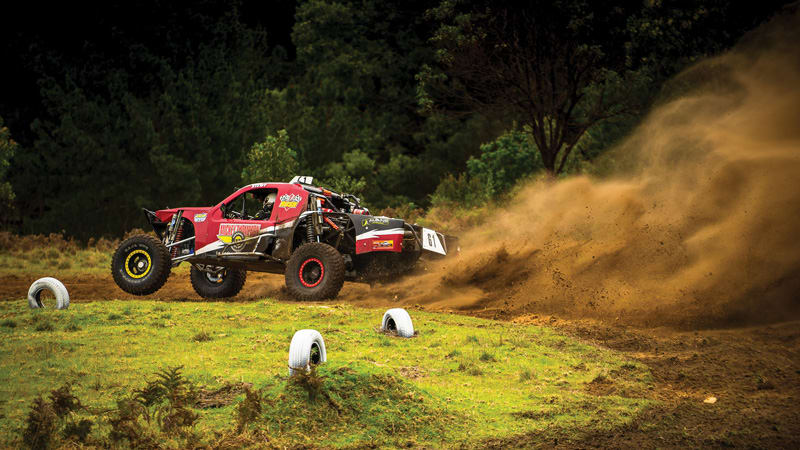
[341,10,800,328]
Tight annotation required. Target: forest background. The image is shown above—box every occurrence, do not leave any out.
[0,0,790,239]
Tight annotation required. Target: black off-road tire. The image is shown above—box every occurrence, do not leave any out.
[285,243,345,301]
[190,266,247,298]
[111,235,171,295]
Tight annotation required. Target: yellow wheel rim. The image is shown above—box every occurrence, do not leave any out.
[124,249,152,279]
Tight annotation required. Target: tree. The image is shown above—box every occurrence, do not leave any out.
[10,9,273,238]
[0,116,17,208]
[241,130,299,184]
[421,0,651,175]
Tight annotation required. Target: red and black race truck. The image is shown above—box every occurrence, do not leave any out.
[111,176,456,300]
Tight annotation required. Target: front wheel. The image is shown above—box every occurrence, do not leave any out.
[285,243,345,301]
[190,266,247,298]
[111,235,171,295]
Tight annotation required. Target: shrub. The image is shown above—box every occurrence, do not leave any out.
[429,173,487,209]
[241,129,298,184]
[466,127,542,197]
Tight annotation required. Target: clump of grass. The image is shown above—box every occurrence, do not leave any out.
[64,323,82,332]
[22,396,57,449]
[235,386,263,432]
[1,319,16,328]
[591,373,607,383]
[192,331,213,342]
[479,351,496,362]
[35,322,55,332]
[57,260,72,270]
[465,335,479,344]
[22,384,86,448]
[445,349,461,359]
[107,313,123,321]
[756,375,775,390]
[46,248,60,260]
[122,308,133,316]
[109,366,199,446]
[519,370,533,382]
[63,419,93,443]
[468,367,484,376]
[379,336,392,347]
[290,366,325,401]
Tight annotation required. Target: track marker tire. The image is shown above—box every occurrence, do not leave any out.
[28,277,70,310]
[288,329,327,376]
[381,308,414,338]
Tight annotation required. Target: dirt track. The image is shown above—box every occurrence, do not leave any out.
[3,273,799,448]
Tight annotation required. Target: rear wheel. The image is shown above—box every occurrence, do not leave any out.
[285,243,345,301]
[190,266,247,298]
[111,235,171,295]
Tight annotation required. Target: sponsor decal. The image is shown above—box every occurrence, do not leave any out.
[361,216,390,227]
[194,213,207,223]
[279,193,302,210]
[249,182,268,188]
[217,223,260,251]
[372,239,394,249]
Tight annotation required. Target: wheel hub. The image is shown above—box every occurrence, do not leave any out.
[299,258,324,288]
[124,249,152,279]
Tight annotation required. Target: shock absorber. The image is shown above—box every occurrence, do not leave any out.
[170,221,184,258]
[306,216,316,243]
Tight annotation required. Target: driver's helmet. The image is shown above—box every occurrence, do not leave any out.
[264,192,276,209]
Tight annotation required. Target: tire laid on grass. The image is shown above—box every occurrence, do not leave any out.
[111,235,171,296]
[28,277,69,309]
[190,266,247,298]
[284,243,345,301]
[288,329,327,376]
[382,308,414,338]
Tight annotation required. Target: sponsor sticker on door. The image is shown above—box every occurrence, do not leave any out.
[217,223,261,245]
[279,193,302,210]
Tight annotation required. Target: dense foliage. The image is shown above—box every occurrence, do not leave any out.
[0,117,16,211]
[0,0,788,238]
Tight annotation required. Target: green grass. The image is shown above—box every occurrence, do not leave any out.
[0,248,192,277]
[0,299,654,447]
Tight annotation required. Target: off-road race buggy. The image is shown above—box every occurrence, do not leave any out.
[111,176,457,301]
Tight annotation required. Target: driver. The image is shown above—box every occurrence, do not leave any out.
[254,192,276,220]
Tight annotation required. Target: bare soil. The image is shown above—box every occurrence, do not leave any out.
[3,273,798,448]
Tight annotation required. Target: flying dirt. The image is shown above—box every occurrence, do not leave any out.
[340,11,800,329]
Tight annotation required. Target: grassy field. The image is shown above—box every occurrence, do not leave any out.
[0,298,653,448]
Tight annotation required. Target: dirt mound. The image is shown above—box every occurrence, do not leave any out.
[336,11,800,329]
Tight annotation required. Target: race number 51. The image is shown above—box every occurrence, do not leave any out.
[421,228,446,255]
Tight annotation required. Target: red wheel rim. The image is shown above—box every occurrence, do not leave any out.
[298,258,324,288]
